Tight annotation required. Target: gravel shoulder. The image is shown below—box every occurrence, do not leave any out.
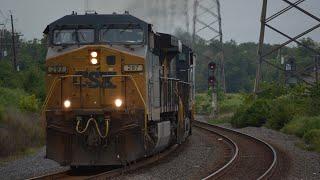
[113,127,229,180]
[0,148,68,180]
[0,128,229,180]
[3,116,318,180]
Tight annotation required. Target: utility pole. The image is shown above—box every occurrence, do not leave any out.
[10,13,17,71]
[254,0,267,94]
[0,23,4,60]
[316,55,319,84]
[184,0,190,34]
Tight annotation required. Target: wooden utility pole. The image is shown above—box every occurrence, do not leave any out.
[254,0,268,94]
[10,13,17,71]
[0,23,4,60]
[316,55,319,84]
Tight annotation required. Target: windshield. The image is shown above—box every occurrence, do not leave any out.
[99,28,144,44]
[53,29,94,45]
[78,29,94,43]
[53,30,76,44]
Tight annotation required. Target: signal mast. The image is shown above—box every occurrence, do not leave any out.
[208,62,218,117]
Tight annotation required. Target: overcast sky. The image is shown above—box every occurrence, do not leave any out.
[0,0,319,44]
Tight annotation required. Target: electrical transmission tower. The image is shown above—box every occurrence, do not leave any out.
[192,0,226,93]
[254,0,320,93]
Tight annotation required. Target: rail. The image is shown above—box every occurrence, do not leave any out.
[193,120,278,180]
[29,144,180,180]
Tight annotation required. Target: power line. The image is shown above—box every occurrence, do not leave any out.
[254,0,320,93]
[192,0,226,92]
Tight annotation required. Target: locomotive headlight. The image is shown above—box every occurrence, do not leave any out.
[90,58,98,65]
[114,99,123,108]
[64,100,71,108]
[90,51,98,58]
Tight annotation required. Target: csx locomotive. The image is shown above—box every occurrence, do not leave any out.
[43,12,195,166]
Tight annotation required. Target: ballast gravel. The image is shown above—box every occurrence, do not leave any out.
[112,127,228,180]
[1,116,319,180]
[0,148,68,180]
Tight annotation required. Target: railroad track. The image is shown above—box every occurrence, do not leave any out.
[28,144,179,180]
[30,121,277,180]
[193,120,277,180]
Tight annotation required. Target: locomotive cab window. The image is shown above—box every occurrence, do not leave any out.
[99,28,144,44]
[53,29,94,45]
[77,29,95,43]
[53,30,76,45]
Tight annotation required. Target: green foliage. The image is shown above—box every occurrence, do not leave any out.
[257,82,288,99]
[220,94,243,114]
[308,83,320,116]
[282,116,320,138]
[19,95,39,112]
[0,87,28,107]
[195,93,212,115]
[303,129,320,152]
[0,105,4,123]
[231,99,270,128]
[266,96,295,130]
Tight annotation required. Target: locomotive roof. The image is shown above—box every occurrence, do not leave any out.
[44,13,150,34]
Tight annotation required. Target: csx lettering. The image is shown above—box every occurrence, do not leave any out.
[73,71,117,89]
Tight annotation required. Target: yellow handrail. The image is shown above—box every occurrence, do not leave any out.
[40,77,61,118]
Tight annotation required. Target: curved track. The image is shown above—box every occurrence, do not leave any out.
[30,121,277,180]
[28,144,178,180]
[194,120,277,180]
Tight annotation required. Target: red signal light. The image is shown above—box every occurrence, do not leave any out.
[208,76,215,85]
[208,62,216,71]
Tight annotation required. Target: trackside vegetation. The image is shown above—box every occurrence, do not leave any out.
[0,35,46,158]
[228,83,320,152]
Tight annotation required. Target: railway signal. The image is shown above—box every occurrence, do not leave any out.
[208,62,216,88]
[208,61,218,118]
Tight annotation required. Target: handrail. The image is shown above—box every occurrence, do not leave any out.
[40,77,61,118]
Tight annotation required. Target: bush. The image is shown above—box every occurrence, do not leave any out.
[308,84,320,116]
[19,94,39,112]
[219,94,243,114]
[0,87,27,107]
[195,92,212,115]
[282,116,320,137]
[231,99,270,128]
[266,96,295,130]
[303,129,320,152]
[0,108,44,157]
[257,82,288,99]
[0,105,4,123]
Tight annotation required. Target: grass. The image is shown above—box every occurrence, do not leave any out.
[220,94,244,114]
[0,146,41,165]
[208,114,232,125]
[0,108,45,158]
[208,93,243,125]
[282,116,320,152]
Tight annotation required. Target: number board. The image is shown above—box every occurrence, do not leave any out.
[123,64,144,72]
